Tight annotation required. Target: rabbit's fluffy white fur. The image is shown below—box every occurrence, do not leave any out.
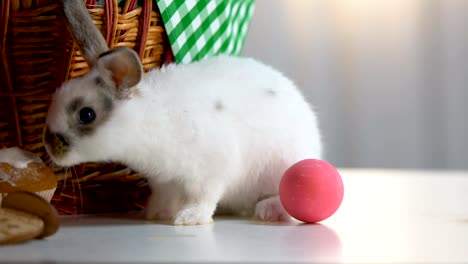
[45,54,322,225]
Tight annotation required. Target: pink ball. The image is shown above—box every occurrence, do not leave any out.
[280,159,344,223]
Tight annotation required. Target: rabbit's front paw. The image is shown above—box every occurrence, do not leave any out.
[174,205,214,225]
[255,195,292,222]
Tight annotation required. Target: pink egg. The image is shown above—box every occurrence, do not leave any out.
[279,159,344,223]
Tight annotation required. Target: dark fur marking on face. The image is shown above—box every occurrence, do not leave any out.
[266,89,277,96]
[215,101,224,111]
[44,127,70,158]
[94,77,105,87]
[74,91,113,137]
[68,97,83,114]
[77,125,95,136]
[95,75,119,101]
[98,90,114,112]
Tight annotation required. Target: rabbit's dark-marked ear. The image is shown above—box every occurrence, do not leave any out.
[96,47,143,98]
[62,0,109,66]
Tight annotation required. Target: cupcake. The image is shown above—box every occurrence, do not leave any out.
[0,147,57,203]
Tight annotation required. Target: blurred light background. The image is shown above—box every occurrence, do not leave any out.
[243,0,468,170]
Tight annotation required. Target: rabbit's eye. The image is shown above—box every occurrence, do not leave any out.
[79,107,96,124]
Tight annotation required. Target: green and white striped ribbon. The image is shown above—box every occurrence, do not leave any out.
[156,0,255,63]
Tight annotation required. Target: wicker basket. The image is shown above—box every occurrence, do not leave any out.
[0,0,173,214]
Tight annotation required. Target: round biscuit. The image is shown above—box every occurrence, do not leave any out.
[2,191,60,238]
[0,208,44,245]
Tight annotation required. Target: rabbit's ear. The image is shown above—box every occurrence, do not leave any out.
[63,0,109,66]
[96,47,143,98]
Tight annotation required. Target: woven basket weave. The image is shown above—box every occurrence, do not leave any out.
[0,0,173,214]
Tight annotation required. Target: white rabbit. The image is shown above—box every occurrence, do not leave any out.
[44,0,322,225]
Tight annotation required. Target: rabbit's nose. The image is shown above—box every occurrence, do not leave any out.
[44,127,69,147]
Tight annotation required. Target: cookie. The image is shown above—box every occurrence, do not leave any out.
[0,208,44,245]
[1,191,60,238]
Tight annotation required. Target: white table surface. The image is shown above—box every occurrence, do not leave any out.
[1,168,468,264]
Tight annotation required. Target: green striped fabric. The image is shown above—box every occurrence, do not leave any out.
[156,0,255,63]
